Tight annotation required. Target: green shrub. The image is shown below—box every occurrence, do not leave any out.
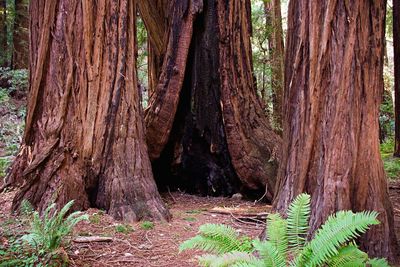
[0,67,29,93]
[115,224,134,234]
[380,139,400,179]
[141,221,154,230]
[180,194,390,267]
[0,200,88,267]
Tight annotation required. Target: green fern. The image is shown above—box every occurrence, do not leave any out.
[303,211,379,266]
[180,193,391,267]
[266,213,288,261]
[198,252,261,267]
[22,200,89,251]
[179,224,252,254]
[253,239,286,267]
[368,258,391,267]
[286,193,310,254]
[326,244,368,267]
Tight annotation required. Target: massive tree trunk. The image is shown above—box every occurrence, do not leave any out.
[0,0,7,67]
[394,0,400,157]
[12,0,29,69]
[264,0,284,131]
[143,0,281,199]
[5,0,170,222]
[274,0,398,259]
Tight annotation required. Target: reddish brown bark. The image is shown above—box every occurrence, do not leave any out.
[12,0,29,69]
[394,0,400,157]
[137,0,168,96]
[143,0,281,198]
[6,0,170,222]
[273,0,398,260]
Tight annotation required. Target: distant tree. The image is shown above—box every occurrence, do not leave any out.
[274,0,399,260]
[6,0,170,222]
[393,0,400,157]
[12,0,28,69]
[264,0,284,131]
[0,0,7,66]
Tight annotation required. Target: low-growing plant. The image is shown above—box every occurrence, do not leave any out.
[180,194,390,267]
[141,221,154,230]
[0,200,88,267]
[184,217,197,222]
[115,224,134,234]
[89,212,103,224]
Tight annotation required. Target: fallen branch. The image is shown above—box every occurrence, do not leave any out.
[73,236,113,243]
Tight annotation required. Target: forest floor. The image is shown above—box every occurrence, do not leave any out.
[0,188,268,266]
[1,184,400,266]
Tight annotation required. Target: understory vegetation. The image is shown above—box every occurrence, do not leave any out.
[180,194,390,267]
[0,200,88,267]
[0,67,27,179]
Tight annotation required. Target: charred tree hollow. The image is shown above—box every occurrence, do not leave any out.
[150,0,267,200]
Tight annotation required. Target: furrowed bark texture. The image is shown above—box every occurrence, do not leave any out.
[144,0,281,198]
[7,0,170,221]
[273,0,399,259]
[394,0,400,157]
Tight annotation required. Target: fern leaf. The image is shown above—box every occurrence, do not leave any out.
[253,239,286,267]
[197,251,260,267]
[286,193,310,254]
[327,244,368,267]
[180,224,250,254]
[305,210,379,266]
[266,213,288,261]
[368,258,391,267]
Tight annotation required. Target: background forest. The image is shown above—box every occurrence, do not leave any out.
[1,0,400,266]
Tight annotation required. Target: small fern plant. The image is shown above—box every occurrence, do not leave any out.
[179,194,390,267]
[22,200,89,251]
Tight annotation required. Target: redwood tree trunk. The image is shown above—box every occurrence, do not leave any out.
[264,0,284,131]
[0,0,7,67]
[12,0,29,69]
[394,0,400,157]
[143,0,281,199]
[274,0,398,259]
[6,0,170,222]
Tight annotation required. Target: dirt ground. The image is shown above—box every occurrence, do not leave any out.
[0,188,270,266]
[1,183,400,266]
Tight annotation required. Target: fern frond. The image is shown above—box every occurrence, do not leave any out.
[19,199,34,216]
[368,258,391,267]
[327,244,368,267]
[253,239,286,267]
[179,224,251,254]
[197,251,260,267]
[305,210,379,266]
[266,213,288,261]
[22,200,87,252]
[286,193,310,253]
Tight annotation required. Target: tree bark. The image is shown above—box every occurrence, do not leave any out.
[143,0,281,199]
[394,0,400,157]
[137,0,169,96]
[264,0,284,131]
[274,0,399,260]
[6,0,170,222]
[0,0,7,67]
[12,0,29,69]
